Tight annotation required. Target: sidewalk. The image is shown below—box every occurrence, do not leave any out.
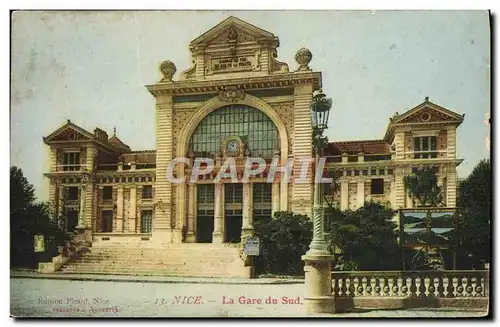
[10,269,304,284]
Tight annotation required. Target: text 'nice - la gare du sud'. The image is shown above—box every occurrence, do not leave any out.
[164,156,334,184]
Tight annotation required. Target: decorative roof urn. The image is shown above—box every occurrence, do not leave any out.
[159,60,177,82]
[295,47,312,71]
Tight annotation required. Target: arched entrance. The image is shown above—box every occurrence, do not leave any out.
[187,104,280,243]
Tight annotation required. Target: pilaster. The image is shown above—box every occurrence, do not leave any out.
[152,94,174,243]
[186,183,197,243]
[340,180,349,211]
[272,181,280,217]
[242,182,253,238]
[394,166,405,209]
[115,186,124,232]
[212,182,223,243]
[356,180,365,208]
[129,186,137,232]
[292,84,314,216]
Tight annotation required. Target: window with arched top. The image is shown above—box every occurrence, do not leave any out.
[188,105,280,158]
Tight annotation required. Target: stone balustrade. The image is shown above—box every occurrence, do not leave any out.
[332,270,489,311]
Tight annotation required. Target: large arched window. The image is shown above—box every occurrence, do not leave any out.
[188,105,279,158]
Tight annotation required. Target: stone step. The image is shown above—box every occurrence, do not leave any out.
[60,244,248,278]
[71,257,241,264]
[66,261,240,267]
[59,270,239,277]
[60,265,239,273]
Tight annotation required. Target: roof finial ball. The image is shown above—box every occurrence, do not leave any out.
[425,96,430,102]
[159,60,177,82]
[295,47,313,71]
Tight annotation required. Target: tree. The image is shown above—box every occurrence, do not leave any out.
[327,202,400,270]
[457,159,491,268]
[404,167,443,207]
[10,166,68,268]
[253,211,312,276]
[10,166,35,215]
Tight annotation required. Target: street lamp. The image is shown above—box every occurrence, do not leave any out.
[301,89,335,314]
[308,89,332,255]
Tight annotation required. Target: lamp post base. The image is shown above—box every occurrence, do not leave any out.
[301,254,335,314]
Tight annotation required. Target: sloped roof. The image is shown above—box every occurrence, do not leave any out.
[326,140,391,156]
[108,135,131,151]
[120,150,156,164]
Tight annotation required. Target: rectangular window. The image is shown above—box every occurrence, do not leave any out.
[197,184,214,204]
[67,187,79,200]
[253,183,272,204]
[63,152,80,171]
[142,185,153,199]
[103,186,113,200]
[140,210,153,233]
[371,178,384,195]
[225,184,243,204]
[414,136,437,159]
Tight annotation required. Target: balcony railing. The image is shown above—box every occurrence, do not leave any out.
[97,164,118,171]
[332,270,489,310]
[57,164,81,172]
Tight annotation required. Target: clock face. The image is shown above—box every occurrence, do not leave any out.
[227,140,239,153]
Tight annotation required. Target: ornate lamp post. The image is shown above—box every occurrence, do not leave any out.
[302,90,335,313]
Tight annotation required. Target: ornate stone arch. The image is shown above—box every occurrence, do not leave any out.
[176,93,289,163]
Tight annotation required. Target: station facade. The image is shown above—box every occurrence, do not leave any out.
[43,17,464,248]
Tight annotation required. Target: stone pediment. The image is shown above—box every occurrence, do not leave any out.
[190,16,277,49]
[392,100,464,125]
[43,121,94,144]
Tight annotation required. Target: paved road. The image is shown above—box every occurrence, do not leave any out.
[10,278,487,318]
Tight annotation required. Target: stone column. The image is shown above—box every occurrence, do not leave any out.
[186,183,197,243]
[115,186,124,232]
[57,183,64,221]
[356,180,365,208]
[212,182,223,243]
[272,181,280,218]
[242,182,253,238]
[129,186,137,232]
[340,180,349,211]
[77,185,86,229]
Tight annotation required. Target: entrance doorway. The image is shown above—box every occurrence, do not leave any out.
[101,210,113,232]
[224,184,243,243]
[196,184,215,243]
[196,209,214,243]
[66,209,78,231]
[225,209,242,243]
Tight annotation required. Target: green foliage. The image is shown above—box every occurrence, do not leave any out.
[403,167,443,207]
[10,166,69,268]
[327,202,400,270]
[457,159,491,268]
[253,211,312,276]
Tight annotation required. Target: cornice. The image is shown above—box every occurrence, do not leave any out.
[146,72,322,97]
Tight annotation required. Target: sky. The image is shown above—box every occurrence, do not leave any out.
[10,10,490,201]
